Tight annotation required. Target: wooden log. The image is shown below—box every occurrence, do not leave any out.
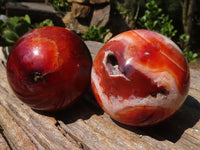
[0,42,200,150]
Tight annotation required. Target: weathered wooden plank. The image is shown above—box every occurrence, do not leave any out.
[0,103,36,149]
[0,82,82,150]
[0,132,11,150]
[0,42,200,150]
[85,41,103,61]
[58,115,159,150]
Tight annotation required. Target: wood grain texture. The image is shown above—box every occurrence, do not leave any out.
[0,42,200,150]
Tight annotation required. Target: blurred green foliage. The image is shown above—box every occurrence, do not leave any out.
[81,25,110,43]
[178,34,198,63]
[114,0,145,21]
[49,0,71,12]
[138,0,198,63]
[183,49,198,63]
[138,0,177,39]
[0,14,53,46]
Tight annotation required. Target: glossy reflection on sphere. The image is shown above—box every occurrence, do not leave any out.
[91,29,190,126]
[7,26,92,111]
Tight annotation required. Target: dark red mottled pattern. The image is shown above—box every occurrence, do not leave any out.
[7,26,92,111]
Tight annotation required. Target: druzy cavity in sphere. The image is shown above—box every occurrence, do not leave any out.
[7,26,92,111]
[91,29,190,126]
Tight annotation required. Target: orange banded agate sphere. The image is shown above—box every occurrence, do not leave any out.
[91,30,190,126]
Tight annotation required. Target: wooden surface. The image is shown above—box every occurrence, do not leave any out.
[0,41,200,150]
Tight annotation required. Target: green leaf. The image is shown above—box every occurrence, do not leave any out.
[82,25,110,43]
[34,19,54,28]
[6,16,19,30]
[24,14,31,24]
[153,20,158,27]
[3,29,19,44]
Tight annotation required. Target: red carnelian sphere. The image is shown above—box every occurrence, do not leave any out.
[7,26,92,111]
[91,29,190,126]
